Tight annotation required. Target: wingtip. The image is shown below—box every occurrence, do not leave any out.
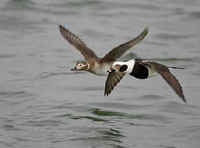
[104,92,108,96]
[169,66,185,69]
[136,26,149,41]
[178,91,187,103]
[104,90,111,96]
[182,96,187,104]
[143,26,149,36]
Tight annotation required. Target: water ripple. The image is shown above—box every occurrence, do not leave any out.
[145,57,196,62]
[0,90,30,98]
[2,124,21,131]
[22,119,65,127]
[88,108,171,124]
[0,53,16,59]
[138,94,165,101]
[69,115,107,122]
[89,102,151,110]
[38,71,75,79]
[155,33,194,41]
[69,127,125,147]
[159,101,200,116]
[4,0,36,11]
[188,11,200,19]
[0,140,14,148]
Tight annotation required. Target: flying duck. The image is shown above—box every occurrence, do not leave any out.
[59,25,148,76]
[105,59,186,103]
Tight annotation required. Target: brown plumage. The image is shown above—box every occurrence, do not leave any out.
[104,71,125,96]
[100,27,148,63]
[59,25,98,61]
[146,62,186,103]
[59,25,148,75]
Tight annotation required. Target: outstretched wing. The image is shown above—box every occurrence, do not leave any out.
[145,62,186,103]
[104,71,125,96]
[59,25,98,61]
[101,27,148,63]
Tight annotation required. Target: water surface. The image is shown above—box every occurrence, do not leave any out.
[0,0,200,148]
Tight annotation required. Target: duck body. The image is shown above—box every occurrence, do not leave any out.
[88,58,113,76]
[93,62,113,76]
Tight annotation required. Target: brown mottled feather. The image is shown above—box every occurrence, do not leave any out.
[144,62,186,103]
[59,25,98,61]
[104,72,125,96]
[101,27,148,63]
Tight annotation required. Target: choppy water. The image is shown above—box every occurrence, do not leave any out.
[0,0,200,148]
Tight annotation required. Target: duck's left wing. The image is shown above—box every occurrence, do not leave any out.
[104,71,125,96]
[101,27,148,63]
[59,25,98,61]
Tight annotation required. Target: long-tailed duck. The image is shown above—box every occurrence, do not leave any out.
[105,59,186,103]
[59,25,148,76]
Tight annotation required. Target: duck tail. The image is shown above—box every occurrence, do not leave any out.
[168,66,184,69]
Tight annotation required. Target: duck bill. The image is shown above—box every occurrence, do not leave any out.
[70,67,77,71]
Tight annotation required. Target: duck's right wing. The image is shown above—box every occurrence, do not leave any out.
[101,27,148,63]
[143,61,186,103]
[104,71,126,96]
[59,25,98,61]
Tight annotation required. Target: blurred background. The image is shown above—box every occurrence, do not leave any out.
[0,0,200,148]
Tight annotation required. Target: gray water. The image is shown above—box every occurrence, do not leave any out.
[0,0,200,148]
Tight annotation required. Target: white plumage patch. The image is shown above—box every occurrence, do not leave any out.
[113,59,135,73]
[113,61,125,66]
[125,59,135,73]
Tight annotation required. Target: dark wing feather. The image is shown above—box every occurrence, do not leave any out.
[104,72,125,96]
[101,27,148,63]
[147,62,186,103]
[59,25,98,61]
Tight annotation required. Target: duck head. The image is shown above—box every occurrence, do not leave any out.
[71,61,89,71]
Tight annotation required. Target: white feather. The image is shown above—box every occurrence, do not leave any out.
[125,59,135,73]
[113,61,125,66]
[113,59,135,73]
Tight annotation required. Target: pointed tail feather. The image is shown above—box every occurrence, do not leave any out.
[168,66,184,69]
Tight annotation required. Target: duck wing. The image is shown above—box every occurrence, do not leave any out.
[143,62,186,103]
[100,27,148,63]
[59,25,98,61]
[104,71,126,96]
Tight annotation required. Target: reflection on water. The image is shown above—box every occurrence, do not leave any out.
[0,0,200,148]
[69,127,125,148]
